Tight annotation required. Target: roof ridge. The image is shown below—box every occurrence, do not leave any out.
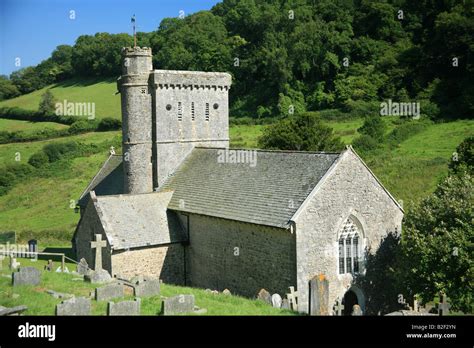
[193,146,342,155]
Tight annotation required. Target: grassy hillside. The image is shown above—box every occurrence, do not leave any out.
[0,119,68,133]
[0,257,293,316]
[0,79,472,244]
[0,78,120,120]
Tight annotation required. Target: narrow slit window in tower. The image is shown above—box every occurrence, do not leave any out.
[191,102,195,121]
[178,102,183,122]
[205,103,209,121]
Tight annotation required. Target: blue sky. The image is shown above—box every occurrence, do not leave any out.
[0,0,221,76]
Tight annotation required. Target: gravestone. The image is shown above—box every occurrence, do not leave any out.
[0,255,4,270]
[309,274,329,315]
[9,257,20,270]
[12,267,40,286]
[438,293,451,316]
[222,289,231,295]
[76,258,89,275]
[351,304,363,316]
[162,294,195,315]
[286,286,299,311]
[44,260,53,272]
[91,234,107,271]
[271,293,282,308]
[281,299,290,310]
[85,269,112,284]
[56,297,91,316]
[107,298,141,316]
[133,279,160,297]
[333,297,344,316]
[95,284,124,301]
[257,288,272,305]
[28,239,38,254]
[0,305,28,316]
[46,290,73,299]
[85,234,112,284]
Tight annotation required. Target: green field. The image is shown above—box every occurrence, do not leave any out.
[0,118,68,133]
[0,256,294,316]
[0,78,120,120]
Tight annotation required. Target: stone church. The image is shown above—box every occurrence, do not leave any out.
[73,47,404,314]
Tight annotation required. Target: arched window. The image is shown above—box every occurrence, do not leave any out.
[338,218,361,274]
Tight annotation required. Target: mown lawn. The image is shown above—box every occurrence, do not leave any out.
[0,257,295,316]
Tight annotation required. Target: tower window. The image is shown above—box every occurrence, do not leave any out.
[191,102,195,121]
[178,102,182,121]
[166,104,172,111]
[205,103,209,121]
[213,103,219,110]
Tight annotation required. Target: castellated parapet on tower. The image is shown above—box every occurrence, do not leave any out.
[117,47,232,193]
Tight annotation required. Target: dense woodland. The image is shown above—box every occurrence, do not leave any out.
[1,0,473,119]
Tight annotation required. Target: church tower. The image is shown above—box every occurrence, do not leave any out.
[117,47,153,194]
[118,46,232,192]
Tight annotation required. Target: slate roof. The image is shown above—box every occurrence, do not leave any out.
[93,191,186,250]
[78,155,123,207]
[159,147,341,228]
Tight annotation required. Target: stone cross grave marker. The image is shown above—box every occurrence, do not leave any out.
[286,286,298,311]
[9,256,20,270]
[90,234,107,271]
[438,293,451,316]
[333,297,344,316]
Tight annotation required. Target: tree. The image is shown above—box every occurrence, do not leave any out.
[449,136,473,175]
[0,75,20,100]
[38,90,56,115]
[258,112,344,151]
[358,116,387,141]
[400,173,473,312]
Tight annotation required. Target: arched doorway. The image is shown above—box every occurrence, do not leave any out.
[343,290,358,315]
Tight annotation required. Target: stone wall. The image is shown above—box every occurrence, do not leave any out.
[151,70,231,187]
[118,47,154,194]
[112,244,185,284]
[74,199,112,273]
[185,214,296,297]
[294,149,404,313]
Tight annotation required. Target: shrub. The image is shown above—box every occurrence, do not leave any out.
[449,136,473,175]
[258,112,344,151]
[358,116,387,141]
[43,141,80,162]
[352,134,380,152]
[28,151,49,168]
[68,120,98,134]
[97,117,121,131]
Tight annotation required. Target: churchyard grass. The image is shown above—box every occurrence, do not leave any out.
[0,257,296,316]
